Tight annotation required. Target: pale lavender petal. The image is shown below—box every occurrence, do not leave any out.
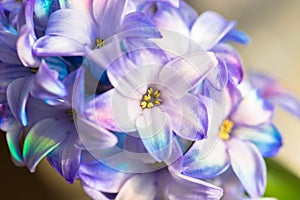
[159,51,218,97]
[168,168,224,200]
[227,138,267,198]
[31,60,67,101]
[7,76,33,126]
[76,117,118,150]
[183,140,230,179]
[191,11,235,50]
[118,12,161,39]
[85,89,123,132]
[206,55,228,91]
[78,160,131,193]
[70,67,85,113]
[44,9,93,46]
[231,90,273,126]
[82,185,109,200]
[136,107,173,162]
[116,174,156,200]
[165,94,209,140]
[33,35,88,56]
[17,25,40,67]
[93,0,127,38]
[233,123,282,157]
[23,118,70,172]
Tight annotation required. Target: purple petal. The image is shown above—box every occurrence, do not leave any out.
[23,118,70,172]
[118,12,161,39]
[47,135,81,183]
[78,160,131,193]
[168,168,224,200]
[231,90,273,126]
[183,140,230,179]
[136,107,172,162]
[213,44,243,84]
[159,51,218,97]
[233,123,282,157]
[7,75,33,126]
[116,174,156,200]
[191,11,236,50]
[206,55,228,91]
[31,60,67,101]
[165,94,209,141]
[0,31,20,64]
[93,0,127,38]
[17,25,40,67]
[227,138,266,197]
[33,35,89,56]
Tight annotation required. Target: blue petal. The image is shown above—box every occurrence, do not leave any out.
[78,160,131,193]
[233,123,282,157]
[168,168,224,200]
[183,139,230,179]
[221,29,251,44]
[227,138,267,198]
[7,76,34,126]
[136,107,172,162]
[23,118,70,172]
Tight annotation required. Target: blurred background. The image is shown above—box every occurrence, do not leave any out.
[1,0,299,199]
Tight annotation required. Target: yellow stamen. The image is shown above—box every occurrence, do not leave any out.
[30,68,38,73]
[96,38,105,48]
[219,119,234,140]
[141,101,147,109]
[153,90,160,98]
[140,87,162,109]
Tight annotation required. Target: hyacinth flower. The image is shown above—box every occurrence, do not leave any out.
[5,62,119,183]
[249,72,300,119]
[32,0,162,58]
[182,82,282,198]
[83,40,218,162]
[148,3,249,91]
[77,149,224,200]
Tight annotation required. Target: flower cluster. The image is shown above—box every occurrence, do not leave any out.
[1,0,300,199]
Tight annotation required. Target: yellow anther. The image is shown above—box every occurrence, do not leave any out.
[141,101,147,109]
[218,119,234,140]
[147,102,154,109]
[143,94,151,101]
[153,90,160,98]
[147,88,153,95]
[96,38,105,48]
[154,99,161,105]
[140,87,162,109]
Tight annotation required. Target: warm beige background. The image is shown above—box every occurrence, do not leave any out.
[1,1,299,199]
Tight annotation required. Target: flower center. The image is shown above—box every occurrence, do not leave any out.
[140,87,162,109]
[219,119,234,140]
[96,38,105,48]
